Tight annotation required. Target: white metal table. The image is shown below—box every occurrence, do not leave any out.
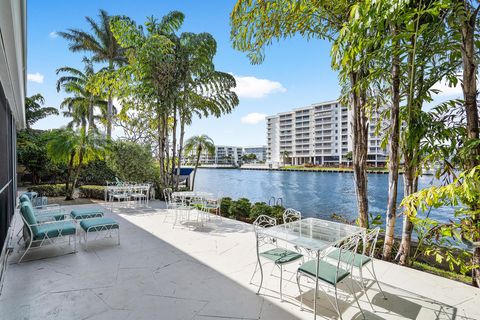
[257,217,365,319]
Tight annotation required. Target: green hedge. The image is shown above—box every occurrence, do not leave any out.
[79,185,106,200]
[29,184,66,197]
[228,198,251,219]
[218,197,286,224]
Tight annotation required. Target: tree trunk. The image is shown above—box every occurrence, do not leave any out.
[459,0,480,287]
[106,94,113,139]
[106,60,114,139]
[65,151,75,200]
[350,70,369,228]
[383,25,401,261]
[191,148,201,191]
[397,34,421,265]
[68,148,84,200]
[157,113,166,187]
[170,105,178,189]
[176,116,186,190]
[88,102,94,133]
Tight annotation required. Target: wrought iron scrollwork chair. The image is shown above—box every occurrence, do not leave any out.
[251,215,303,301]
[326,227,386,310]
[296,233,365,319]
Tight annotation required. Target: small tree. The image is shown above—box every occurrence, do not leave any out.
[184,135,215,190]
[46,128,105,200]
[25,94,58,129]
[107,140,156,182]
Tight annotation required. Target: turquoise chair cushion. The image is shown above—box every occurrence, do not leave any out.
[298,260,350,285]
[80,217,119,232]
[70,209,104,220]
[34,221,76,240]
[20,202,39,234]
[260,248,303,264]
[327,249,371,268]
[19,194,31,203]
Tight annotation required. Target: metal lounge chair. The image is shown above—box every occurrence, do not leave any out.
[18,201,77,263]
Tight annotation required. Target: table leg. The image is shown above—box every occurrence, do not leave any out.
[314,250,320,320]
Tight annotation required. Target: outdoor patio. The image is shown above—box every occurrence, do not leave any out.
[1,202,479,320]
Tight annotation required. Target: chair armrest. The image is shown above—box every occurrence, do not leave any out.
[35,208,66,215]
[34,204,60,209]
[29,218,75,228]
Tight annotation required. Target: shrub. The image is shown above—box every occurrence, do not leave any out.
[228,198,251,219]
[250,202,273,220]
[219,197,232,216]
[78,160,116,186]
[79,185,106,200]
[107,140,156,182]
[29,184,66,197]
[271,205,286,224]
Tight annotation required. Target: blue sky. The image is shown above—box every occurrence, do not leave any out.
[27,0,460,146]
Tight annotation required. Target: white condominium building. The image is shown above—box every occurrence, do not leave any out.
[266,100,387,167]
[186,145,243,166]
[243,146,267,162]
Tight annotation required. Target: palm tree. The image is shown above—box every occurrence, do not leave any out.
[46,128,105,200]
[58,9,127,139]
[281,150,290,166]
[24,94,58,129]
[56,58,107,132]
[175,32,239,188]
[184,135,215,190]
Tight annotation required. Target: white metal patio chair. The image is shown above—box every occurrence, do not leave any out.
[251,215,303,301]
[326,227,386,310]
[296,233,365,319]
[18,202,77,263]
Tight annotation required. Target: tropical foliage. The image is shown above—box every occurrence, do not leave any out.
[107,140,156,183]
[58,9,127,138]
[231,0,480,286]
[24,94,58,129]
[184,134,215,190]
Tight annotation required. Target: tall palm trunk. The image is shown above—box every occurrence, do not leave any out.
[191,147,202,190]
[176,115,186,190]
[88,102,95,133]
[383,25,401,260]
[458,0,480,287]
[350,70,369,228]
[157,112,166,187]
[65,151,75,199]
[106,60,114,139]
[170,105,178,188]
[68,147,85,200]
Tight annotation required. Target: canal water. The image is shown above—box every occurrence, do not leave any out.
[194,168,452,229]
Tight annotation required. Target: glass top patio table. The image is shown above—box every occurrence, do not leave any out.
[256,217,365,320]
[259,217,365,252]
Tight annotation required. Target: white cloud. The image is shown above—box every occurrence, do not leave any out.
[241,112,267,124]
[27,72,44,84]
[232,74,286,98]
[49,31,58,38]
[432,79,462,96]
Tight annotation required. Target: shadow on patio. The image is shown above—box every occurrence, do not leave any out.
[1,201,477,319]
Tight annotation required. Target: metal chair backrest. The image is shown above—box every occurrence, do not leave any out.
[283,208,301,225]
[335,233,361,282]
[363,227,380,258]
[253,215,277,247]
